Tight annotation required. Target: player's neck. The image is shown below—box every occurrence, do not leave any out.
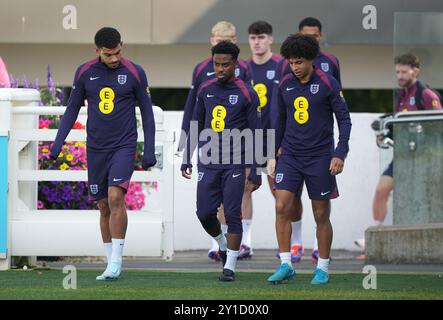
[405,79,418,91]
[252,51,273,65]
[219,76,235,84]
[298,67,314,84]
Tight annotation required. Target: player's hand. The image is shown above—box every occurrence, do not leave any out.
[376,134,384,147]
[49,144,60,161]
[329,157,344,175]
[247,168,262,192]
[174,150,183,157]
[267,159,276,178]
[181,164,192,179]
[142,155,157,170]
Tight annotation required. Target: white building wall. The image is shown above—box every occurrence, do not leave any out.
[163,111,393,251]
[0,44,395,89]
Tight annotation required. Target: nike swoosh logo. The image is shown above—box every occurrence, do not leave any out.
[206,94,215,98]
[286,87,295,91]
[90,76,100,81]
[321,191,331,196]
[206,71,215,76]
[232,173,242,178]
[113,178,123,182]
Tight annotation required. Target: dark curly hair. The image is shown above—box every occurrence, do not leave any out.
[94,27,121,49]
[211,40,240,60]
[280,33,319,60]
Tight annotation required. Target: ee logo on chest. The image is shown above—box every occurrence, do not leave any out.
[211,105,227,132]
[99,87,115,114]
[254,83,268,112]
[293,97,309,124]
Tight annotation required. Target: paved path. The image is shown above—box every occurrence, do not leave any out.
[38,249,443,274]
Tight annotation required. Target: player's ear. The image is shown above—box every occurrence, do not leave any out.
[210,36,217,47]
[269,35,274,45]
[231,35,238,44]
[414,67,420,78]
[119,41,123,48]
[95,47,100,56]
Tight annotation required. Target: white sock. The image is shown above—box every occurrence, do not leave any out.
[224,249,239,272]
[313,227,318,251]
[374,219,383,226]
[242,219,252,247]
[291,220,302,246]
[213,233,227,252]
[221,224,228,235]
[110,238,125,264]
[210,237,219,251]
[104,242,112,263]
[280,252,291,266]
[317,257,330,273]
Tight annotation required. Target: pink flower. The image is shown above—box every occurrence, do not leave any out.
[37,200,44,209]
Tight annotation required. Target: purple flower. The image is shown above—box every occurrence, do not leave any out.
[47,65,56,97]
[42,186,50,194]
[62,186,71,194]
[22,75,28,88]
[47,193,56,202]
[59,88,65,105]
[9,74,19,88]
[61,192,71,201]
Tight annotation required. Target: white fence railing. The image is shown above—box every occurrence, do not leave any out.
[0,88,174,270]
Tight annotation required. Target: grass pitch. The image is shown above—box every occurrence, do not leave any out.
[0,269,442,300]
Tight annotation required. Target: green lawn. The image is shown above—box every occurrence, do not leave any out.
[0,269,442,300]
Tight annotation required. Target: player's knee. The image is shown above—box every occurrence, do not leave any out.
[313,210,330,224]
[198,214,218,231]
[275,200,290,216]
[107,192,125,210]
[375,183,391,197]
[97,199,110,215]
[225,218,242,234]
